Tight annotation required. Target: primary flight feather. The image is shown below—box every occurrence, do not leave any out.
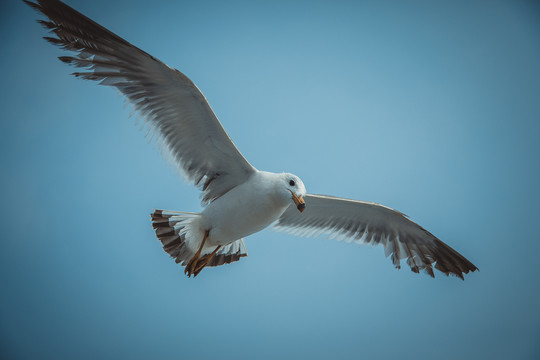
[25,0,478,279]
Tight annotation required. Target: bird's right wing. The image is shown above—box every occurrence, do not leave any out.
[274,194,478,279]
[26,0,257,204]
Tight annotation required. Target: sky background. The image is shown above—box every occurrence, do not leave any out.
[2,0,540,359]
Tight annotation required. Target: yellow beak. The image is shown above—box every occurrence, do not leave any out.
[291,192,306,212]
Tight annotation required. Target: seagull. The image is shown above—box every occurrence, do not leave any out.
[25,0,478,278]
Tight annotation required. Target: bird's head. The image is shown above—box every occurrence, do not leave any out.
[278,173,306,212]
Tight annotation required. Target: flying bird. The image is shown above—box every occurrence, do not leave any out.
[25,0,478,278]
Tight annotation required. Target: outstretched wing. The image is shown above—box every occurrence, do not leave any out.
[274,194,478,279]
[25,0,256,204]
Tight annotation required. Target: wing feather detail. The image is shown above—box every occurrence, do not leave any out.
[274,194,477,279]
[26,0,256,204]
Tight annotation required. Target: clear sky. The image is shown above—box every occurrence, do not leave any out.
[1,0,540,359]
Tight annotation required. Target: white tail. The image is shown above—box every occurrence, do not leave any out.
[151,209,248,269]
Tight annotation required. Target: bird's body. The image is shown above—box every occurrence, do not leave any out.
[26,0,478,278]
[151,171,306,275]
[201,171,305,248]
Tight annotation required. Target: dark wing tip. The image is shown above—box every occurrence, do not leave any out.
[23,0,40,11]
[386,233,478,280]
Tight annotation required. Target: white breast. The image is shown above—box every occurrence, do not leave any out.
[201,171,289,246]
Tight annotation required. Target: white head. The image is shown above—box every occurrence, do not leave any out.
[277,172,307,212]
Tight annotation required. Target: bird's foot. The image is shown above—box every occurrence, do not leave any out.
[183,230,210,277]
[184,255,201,277]
[192,253,215,277]
[185,245,222,278]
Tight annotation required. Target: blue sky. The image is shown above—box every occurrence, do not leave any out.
[1,0,540,359]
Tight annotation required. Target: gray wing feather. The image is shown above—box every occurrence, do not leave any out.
[26,0,256,204]
[274,194,478,279]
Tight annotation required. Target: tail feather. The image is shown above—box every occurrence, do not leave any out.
[151,209,198,265]
[151,209,248,269]
[208,239,248,267]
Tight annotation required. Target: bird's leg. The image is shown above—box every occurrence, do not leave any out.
[193,245,222,277]
[184,230,210,277]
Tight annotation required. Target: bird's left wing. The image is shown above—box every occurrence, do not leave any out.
[274,194,478,279]
[25,0,256,204]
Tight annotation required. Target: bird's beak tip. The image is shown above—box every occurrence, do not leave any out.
[291,193,306,213]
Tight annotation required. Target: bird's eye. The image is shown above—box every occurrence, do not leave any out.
[289,180,295,186]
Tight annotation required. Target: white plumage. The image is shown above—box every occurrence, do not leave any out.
[26,0,478,278]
